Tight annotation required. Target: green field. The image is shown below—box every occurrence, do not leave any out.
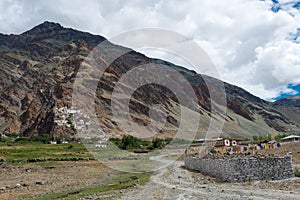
[32,172,151,200]
[0,142,92,163]
[0,140,152,199]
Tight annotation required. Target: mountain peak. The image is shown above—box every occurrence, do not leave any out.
[22,21,64,35]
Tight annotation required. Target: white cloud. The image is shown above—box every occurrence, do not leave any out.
[0,0,300,100]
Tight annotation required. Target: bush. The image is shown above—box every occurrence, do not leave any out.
[275,133,287,141]
[152,138,164,149]
[120,135,141,150]
[39,134,54,144]
[110,136,170,151]
[109,138,122,146]
[252,135,272,142]
[15,134,54,144]
[4,133,19,138]
[56,137,62,144]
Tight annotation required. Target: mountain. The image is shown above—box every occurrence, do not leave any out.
[272,96,300,131]
[0,21,299,139]
[274,96,300,107]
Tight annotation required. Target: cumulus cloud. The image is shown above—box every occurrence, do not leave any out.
[0,0,300,100]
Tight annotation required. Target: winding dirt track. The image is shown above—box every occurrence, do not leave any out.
[120,153,300,200]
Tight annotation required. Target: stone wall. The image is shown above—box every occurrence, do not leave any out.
[184,155,294,182]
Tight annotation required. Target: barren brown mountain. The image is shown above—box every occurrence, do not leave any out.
[0,22,299,139]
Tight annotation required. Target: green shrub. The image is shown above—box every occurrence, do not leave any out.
[56,137,62,144]
[109,138,122,147]
[5,133,19,138]
[152,138,164,149]
[15,134,53,144]
[275,133,287,141]
[120,135,141,150]
[295,168,300,177]
[39,134,54,144]
[252,135,273,142]
[110,136,171,151]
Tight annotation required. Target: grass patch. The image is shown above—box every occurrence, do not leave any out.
[33,161,62,168]
[0,142,92,162]
[295,168,300,177]
[31,172,152,200]
[0,141,153,199]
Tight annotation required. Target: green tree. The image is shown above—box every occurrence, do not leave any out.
[39,134,53,144]
[120,135,141,150]
[152,138,164,149]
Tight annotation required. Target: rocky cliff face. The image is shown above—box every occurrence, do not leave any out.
[0,22,299,138]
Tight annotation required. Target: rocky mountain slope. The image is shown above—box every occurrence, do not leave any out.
[0,22,299,139]
[275,96,300,107]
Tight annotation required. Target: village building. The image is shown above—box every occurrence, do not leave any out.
[281,135,300,143]
[195,137,242,147]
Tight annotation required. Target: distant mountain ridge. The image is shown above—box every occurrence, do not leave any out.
[275,96,300,107]
[0,21,299,139]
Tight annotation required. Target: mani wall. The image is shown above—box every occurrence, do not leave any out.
[184,155,294,182]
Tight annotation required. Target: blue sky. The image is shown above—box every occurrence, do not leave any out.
[269,0,300,100]
[0,0,300,101]
[274,83,300,100]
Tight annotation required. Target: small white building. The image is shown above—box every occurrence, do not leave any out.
[95,144,107,148]
[281,135,300,143]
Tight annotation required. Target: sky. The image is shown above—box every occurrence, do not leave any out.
[0,0,300,101]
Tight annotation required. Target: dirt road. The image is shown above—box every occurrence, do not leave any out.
[120,154,300,200]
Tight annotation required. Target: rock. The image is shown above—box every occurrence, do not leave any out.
[36,181,46,185]
[15,183,21,188]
